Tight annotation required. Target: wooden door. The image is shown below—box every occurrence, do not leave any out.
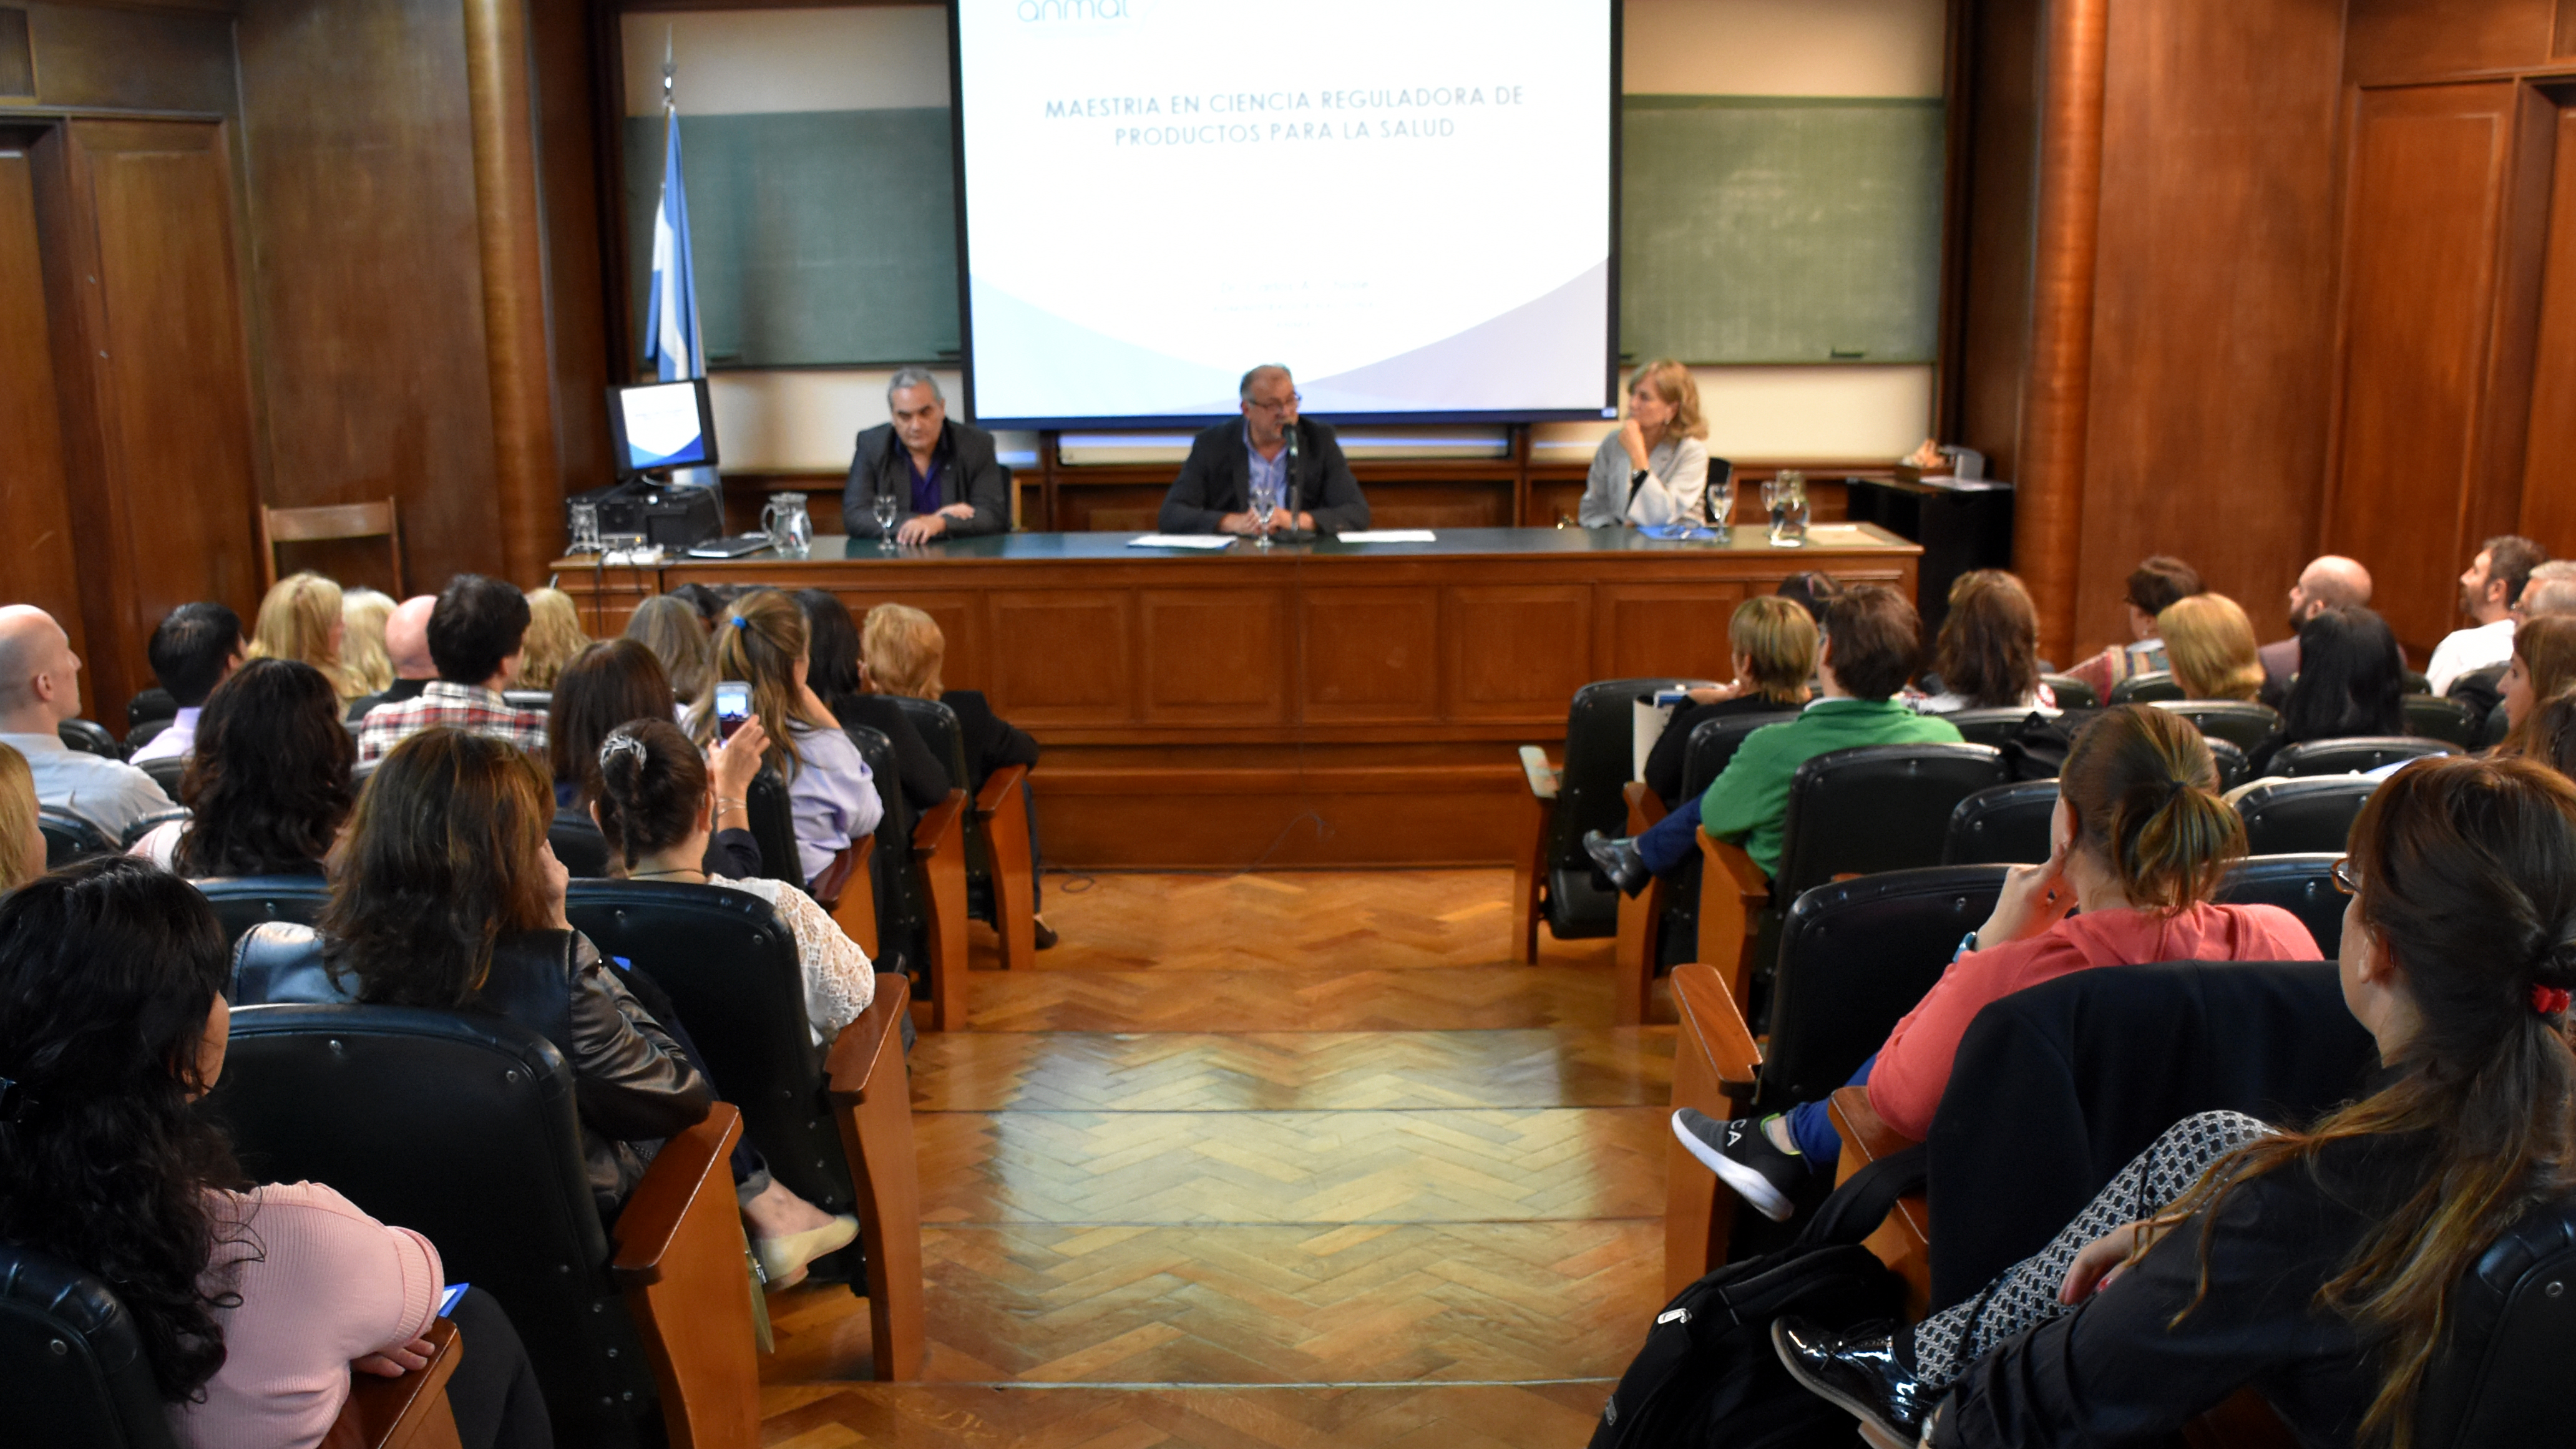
[2520,100,2576,556]
[35,119,261,720]
[0,129,83,665]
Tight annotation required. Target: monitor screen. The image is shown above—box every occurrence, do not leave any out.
[951,0,1619,428]
[608,379,719,474]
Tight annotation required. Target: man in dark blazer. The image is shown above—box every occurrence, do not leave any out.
[843,368,1012,544]
[1157,364,1370,535]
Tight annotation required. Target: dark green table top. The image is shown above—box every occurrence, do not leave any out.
[638,524,1916,567]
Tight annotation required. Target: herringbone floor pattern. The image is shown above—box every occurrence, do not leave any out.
[764,870,1668,1447]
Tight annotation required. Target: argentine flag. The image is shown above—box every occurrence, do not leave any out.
[643,106,716,487]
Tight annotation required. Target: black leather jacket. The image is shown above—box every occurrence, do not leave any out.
[231,924,713,1215]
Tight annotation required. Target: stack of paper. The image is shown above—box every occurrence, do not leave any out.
[1126,535,1237,550]
[1337,530,1437,543]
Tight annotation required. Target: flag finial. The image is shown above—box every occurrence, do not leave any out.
[661,24,675,110]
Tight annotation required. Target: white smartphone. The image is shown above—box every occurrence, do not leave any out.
[714,680,753,741]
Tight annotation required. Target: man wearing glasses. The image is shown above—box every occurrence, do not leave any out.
[1156,364,1371,537]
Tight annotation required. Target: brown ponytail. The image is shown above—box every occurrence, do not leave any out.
[2057,705,2245,912]
[590,719,709,874]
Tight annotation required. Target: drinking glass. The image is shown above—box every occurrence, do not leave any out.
[1249,476,1278,549]
[567,501,602,555]
[1764,471,1810,547]
[872,490,900,551]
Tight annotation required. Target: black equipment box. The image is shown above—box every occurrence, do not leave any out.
[568,481,723,553]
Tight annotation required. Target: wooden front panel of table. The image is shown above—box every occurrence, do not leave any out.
[554,529,1920,869]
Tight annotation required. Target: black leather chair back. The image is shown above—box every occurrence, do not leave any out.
[1942,780,2059,866]
[208,1003,658,1448]
[744,765,804,884]
[2486,699,2510,747]
[550,807,613,879]
[37,807,113,867]
[887,695,998,920]
[56,720,121,759]
[124,716,173,756]
[2039,673,2098,709]
[2107,671,2183,705]
[2271,735,2456,776]
[843,724,921,978]
[125,686,176,733]
[2416,1196,2576,1448]
[502,689,551,712]
[2149,699,2281,755]
[193,876,332,953]
[1938,708,2053,751]
[1757,866,2009,1116]
[2203,736,2250,792]
[564,881,855,1221]
[1679,710,1800,799]
[1545,678,1710,939]
[2403,693,2483,749]
[0,1245,178,1449]
[1773,743,2009,899]
[2236,776,2380,855]
[137,754,186,799]
[2213,853,2345,957]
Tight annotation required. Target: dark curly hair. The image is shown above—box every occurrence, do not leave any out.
[0,856,246,1402]
[321,728,557,1006]
[172,658,354,879]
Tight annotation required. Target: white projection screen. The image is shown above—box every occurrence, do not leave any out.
[952,0,1618,427]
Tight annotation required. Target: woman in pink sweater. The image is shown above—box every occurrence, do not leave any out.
[1676,705,2320,1220]
[0,857,549,1449]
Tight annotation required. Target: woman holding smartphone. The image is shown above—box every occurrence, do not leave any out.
[687,588,880,886]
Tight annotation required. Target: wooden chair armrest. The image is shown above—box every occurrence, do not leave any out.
[1671,964,1762,1093]
[323,1317,462,1449]
[610,1102,759,1448]
[912,789,969,1030]
[807,842,857,910]
[1830,1086,1932,1320]
[1518,744,1559,800]
[827,977,926,1378]
[971,764,1037,970]
[1511,766,1554,965]
[827,836,878,955]
[1695,831,1772,1018]
[912,790,964,858]
[1622,779,1666,836]
[1662,964,1765,1294]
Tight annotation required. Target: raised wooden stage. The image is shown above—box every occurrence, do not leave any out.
[553,526,1920,868]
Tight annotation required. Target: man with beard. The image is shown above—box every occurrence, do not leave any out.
[2257,555,2372,698]
[2426,535,2546,695]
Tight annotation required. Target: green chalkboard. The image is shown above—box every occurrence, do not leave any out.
[1619,96,1944,366]
[625,110,959,369]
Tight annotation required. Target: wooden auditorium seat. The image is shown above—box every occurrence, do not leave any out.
[1662,963,1760,1295]
[260,498,404,594]
[1828,1085,1931,1320]
[1511,677,1712,962]
[889,695,1040,973]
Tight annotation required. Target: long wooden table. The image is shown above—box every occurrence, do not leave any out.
[553,526,1921,868]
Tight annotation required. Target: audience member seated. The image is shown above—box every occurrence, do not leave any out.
[2256,554,2370,698]
[797,588,950,814]
[0,604,173,838]
[1579,359,1711,528]
[861,602,1053,944]
[516,586,587,692]
[357,575,547,766]
[547,639,768,881]
[1586,583,1962,896]
[1775,754,2576,1448]
[2248,605,2406,774]
[2157,592,2272,708]
[2426,533,2546,695]
[1642,595,1817,809]
[0,742,40,891]
[2494,613,2576,758]
[1671,705,2314,1220]
[0,856,552,1449]
[233,728,711,1216]
[129,659,352,877]
[339,587,396,700]
[2516,558,2576,623]
[2529,686,2576,779]
[1911,570,2051,713]
[2060,555,2200,701]
[625,592,713,707]
[1775,570,1842,623]
[686,588,879,886]
[345,594,436,723]
[130,602,245,766]
[246,570,361,704]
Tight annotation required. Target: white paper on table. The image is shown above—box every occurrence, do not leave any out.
[1336,530,1438,543]
[1126,534,1237,550]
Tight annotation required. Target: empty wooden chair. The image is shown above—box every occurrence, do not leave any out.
[260,499,404,593]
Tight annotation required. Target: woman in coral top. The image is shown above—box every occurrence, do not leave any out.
[1675,705,2320,1221]
[0,857,550,1449]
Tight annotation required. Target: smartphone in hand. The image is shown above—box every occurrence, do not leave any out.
[714,680,753,741]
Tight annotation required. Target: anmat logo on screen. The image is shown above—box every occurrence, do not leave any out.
[1017,0,1136,23]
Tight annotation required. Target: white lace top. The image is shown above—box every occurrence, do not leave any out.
[709,874,877,1046]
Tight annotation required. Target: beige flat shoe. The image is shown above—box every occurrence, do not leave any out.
[754,1213,858,1289]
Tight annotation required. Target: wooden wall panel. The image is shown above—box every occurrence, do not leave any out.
[528,0,613,506]
[987,591,1131,726]
[2345,0,2555,84]
[2519,106,2576,556]
[2069,0,2345,660]
[21,3,234,114]
[1952,0,2041,486]
[1300,588,1439,724]
[0,138,82,663]
[1138,589,1287,726]
[1595,585,1742,682]
[1442,585,1593,724]
[2324,84,2522,659]
[235,0,504,592]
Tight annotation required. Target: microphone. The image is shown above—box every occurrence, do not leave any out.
[1281,417,1301,527]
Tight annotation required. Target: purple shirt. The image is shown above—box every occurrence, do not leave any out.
[907,441,947,515]
[786,721,882,882]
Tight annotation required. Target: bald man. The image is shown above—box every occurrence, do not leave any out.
[2259,555,2373,697]
[346,595,437,723]
[0,605,175,839]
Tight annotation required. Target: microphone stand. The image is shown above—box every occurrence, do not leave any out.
[1276,417,1316,544]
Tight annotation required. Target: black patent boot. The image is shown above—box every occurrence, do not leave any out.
[1772,1316,1933,1443]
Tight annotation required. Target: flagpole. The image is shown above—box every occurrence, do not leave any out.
[657,28,721,509]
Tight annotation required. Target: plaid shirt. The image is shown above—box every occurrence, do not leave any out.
[356,680,548,765]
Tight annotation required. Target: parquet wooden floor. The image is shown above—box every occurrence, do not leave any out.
[764,870,1667,1447]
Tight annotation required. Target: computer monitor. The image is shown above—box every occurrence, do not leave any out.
[606,378,720,477]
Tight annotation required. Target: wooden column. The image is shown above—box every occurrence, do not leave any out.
[2013,0,2109,664]
[464,0,562,587]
